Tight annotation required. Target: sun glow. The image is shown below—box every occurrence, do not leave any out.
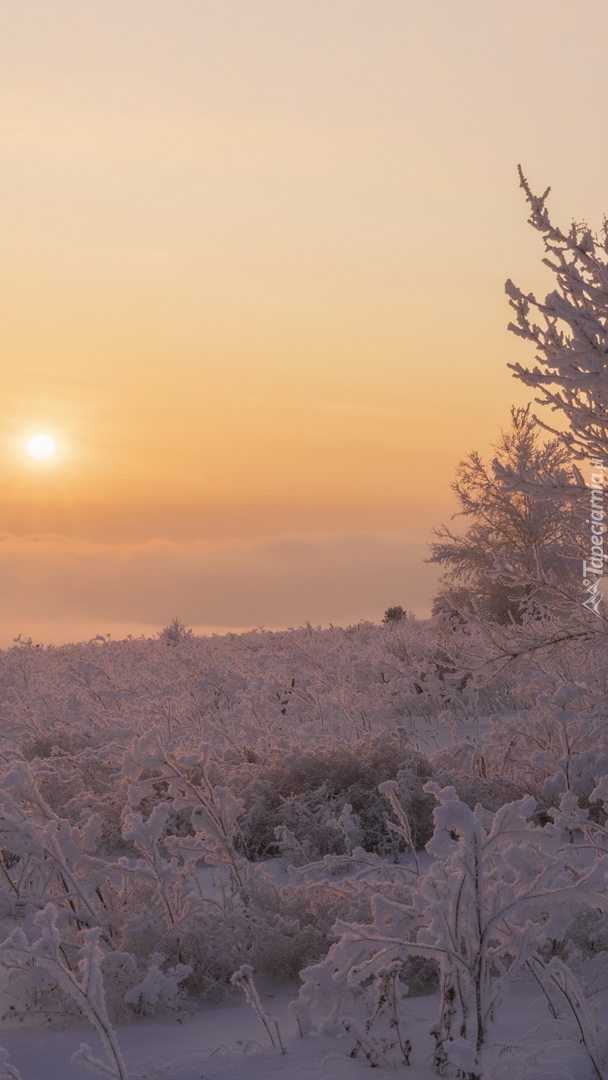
[27,433,56,460]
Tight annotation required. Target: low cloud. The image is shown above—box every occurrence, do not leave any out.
[0,531,439,646]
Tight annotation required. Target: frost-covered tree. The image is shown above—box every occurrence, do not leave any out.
[445,170,608,677]
[158,617,192,646]
[507,167,608,462]
[382,606,407,625]
[428,406,583,623]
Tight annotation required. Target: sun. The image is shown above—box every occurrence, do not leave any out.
[27,433,57,460]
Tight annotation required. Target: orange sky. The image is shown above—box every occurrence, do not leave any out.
[2,0,608,645]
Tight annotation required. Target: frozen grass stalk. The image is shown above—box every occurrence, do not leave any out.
[230,965,286,1055]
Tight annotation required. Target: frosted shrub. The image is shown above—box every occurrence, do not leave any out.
[234,737,435,861]
[21,724,91,762]
[271,794,364,865]
[430,767,528,816]
[0,617,495,760]
[359,961,412,1067]
[123,953,192,1014]
[0,731,429,1014]
[0,749,239,1013]
[0,906,129,1080]
[512,956,608,1080]
[484,682,608,807]
[297,785,608,1080]
[389,757,436,851]
[244,875,409,980]
[120,730,247,890]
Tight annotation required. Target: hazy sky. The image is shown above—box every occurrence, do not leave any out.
[2,0,608,645]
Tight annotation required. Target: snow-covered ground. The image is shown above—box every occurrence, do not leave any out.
[0,979,592,1080]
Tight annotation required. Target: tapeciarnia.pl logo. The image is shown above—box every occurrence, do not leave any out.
[582,459,606,618]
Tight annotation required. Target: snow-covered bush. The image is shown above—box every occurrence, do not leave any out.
[243,873,410,980]
[0,905,130,1080]
[430,768,528,815]
[234,736,435,862]
[297,784,608,1079]
[483,680,608,810]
